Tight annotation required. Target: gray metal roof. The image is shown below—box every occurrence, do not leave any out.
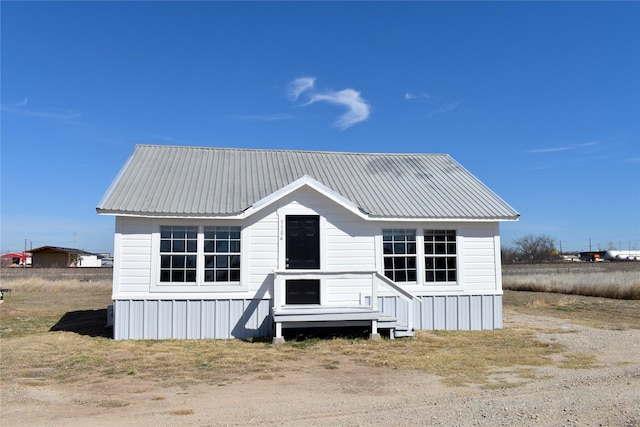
[97,145,519,220]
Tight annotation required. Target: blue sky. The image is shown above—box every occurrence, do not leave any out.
[1,1,639,255]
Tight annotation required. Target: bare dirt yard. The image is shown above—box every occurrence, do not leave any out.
[1,266,639,426]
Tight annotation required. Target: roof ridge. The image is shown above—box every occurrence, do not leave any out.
[135,144,447,157]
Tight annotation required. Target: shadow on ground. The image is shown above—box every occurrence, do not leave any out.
[50,309,112,338]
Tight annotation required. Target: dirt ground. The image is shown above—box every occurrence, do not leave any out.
[2,309,639,427]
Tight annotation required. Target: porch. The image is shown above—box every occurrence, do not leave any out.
[272,270,418,343]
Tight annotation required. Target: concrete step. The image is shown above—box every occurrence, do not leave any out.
[393,328,415,338]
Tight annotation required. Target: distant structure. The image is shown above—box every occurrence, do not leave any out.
[0,252,31,267]
[27,246,105,268]
[578,250,639,262]
[605,250,640,261]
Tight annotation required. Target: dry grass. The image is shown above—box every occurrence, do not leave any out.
[503,290,640,330]
[2,274,638,392]
[503,263,640,300]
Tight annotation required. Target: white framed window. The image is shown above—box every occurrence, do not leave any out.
[154,224,244,289]
[204,226,241,282]
[159,226,198,283]
[382,229,417,282]
[424,229,457,283]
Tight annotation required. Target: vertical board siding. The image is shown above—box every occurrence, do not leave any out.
[413,295,502,331]
[114,295,502,340]
[113,294,501,339]
[458,296,470,330]
[470,296,483,330]
[143,300,158,338]
[113,299,273,340]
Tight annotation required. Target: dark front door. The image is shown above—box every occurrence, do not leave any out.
[285,215,320,304]
[285,215,320,269]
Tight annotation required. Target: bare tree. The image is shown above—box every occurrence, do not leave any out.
[501,245,520,263]
[513,234,557,263]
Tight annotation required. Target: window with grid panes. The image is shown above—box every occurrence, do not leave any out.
[424,230,457,283]
[204,226,241,282]
[159,226,198,282]
[382,229,417,282]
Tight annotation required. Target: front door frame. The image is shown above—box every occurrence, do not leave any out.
[277,208,326,305]
[277,208,326,271]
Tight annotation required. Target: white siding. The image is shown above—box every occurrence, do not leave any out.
[324,278,371,306]
[114,217,152,297]
[111,186,504,338]
[460,223,499,292]
[273,187,377,306]
[246,211,279,297]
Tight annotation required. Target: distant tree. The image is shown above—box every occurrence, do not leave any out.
[513,234,558,263]
[501,246,520,263]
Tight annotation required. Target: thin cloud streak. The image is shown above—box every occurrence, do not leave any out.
[527,140,601,154]
[426,101,461,119]
[226,113,293,122]
[288,76,370,130]
[527,146,574,153]
[1,98,80,120]
[405,92,436,103]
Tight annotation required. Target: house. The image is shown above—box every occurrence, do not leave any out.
[97,145,519,341]
[27,246,102,268]
[1,252,31,266]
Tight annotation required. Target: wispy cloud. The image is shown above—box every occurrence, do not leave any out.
[404,92,436,103]
[1,98,80,120]
[527,140,601,154]
[579,141,599,147]
[225,113,293,122]
[627,157,640,163]
[527,146,574,153]
[426,101,462,119]
[287,77,371,130]
[305,89,370,130]
[287,77,316,101]
[405,91,462,119]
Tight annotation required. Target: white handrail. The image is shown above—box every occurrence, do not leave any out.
[372,272,417,332]
[272,270,418,332]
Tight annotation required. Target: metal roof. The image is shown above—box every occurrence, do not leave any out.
[97,145,519,220]
[26,246,97,255]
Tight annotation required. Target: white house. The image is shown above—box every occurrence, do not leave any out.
[97,145,519,341]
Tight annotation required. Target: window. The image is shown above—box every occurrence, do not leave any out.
[160,226,198,283]
[158,225,242,286]
[383,229,417,282]
[204,226,241,282]
[424,230,457,283]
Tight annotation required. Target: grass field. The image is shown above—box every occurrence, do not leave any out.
[503,262,640,299]
[1,265,639,390]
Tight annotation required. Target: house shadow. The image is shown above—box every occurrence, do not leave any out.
[231,277,273,340]
[50,309,113,338]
